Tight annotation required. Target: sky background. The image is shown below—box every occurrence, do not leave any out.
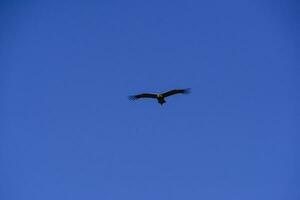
[0,0,299,199]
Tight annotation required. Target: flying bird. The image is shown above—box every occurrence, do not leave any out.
[129,88,190,105]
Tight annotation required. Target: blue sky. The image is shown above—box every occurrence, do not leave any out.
[1,0,299,199]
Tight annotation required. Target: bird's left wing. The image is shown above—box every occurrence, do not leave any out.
[129,93,157,100]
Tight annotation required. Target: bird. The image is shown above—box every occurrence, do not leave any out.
[129,88,190,105]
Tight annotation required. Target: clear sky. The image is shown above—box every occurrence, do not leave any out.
[1,0,299,199]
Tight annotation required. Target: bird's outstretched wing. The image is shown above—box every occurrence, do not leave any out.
[129,93,157,100]
[162,88,190,97]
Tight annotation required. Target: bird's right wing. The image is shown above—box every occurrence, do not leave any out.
[162,88,190,97]
[129,93,157,100]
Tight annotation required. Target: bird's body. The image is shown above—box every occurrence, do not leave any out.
[157,95,166,105]
[129,88,190,105]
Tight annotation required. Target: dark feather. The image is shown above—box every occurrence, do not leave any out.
[162,88,190,97]
[129,93,157,100]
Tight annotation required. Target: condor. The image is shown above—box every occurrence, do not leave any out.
[129,88,190,105]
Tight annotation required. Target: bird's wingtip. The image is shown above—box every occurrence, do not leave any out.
[128,95,137,100]
[184,88,191,94]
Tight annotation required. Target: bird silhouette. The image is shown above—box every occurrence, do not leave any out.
[129,88,190,105]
